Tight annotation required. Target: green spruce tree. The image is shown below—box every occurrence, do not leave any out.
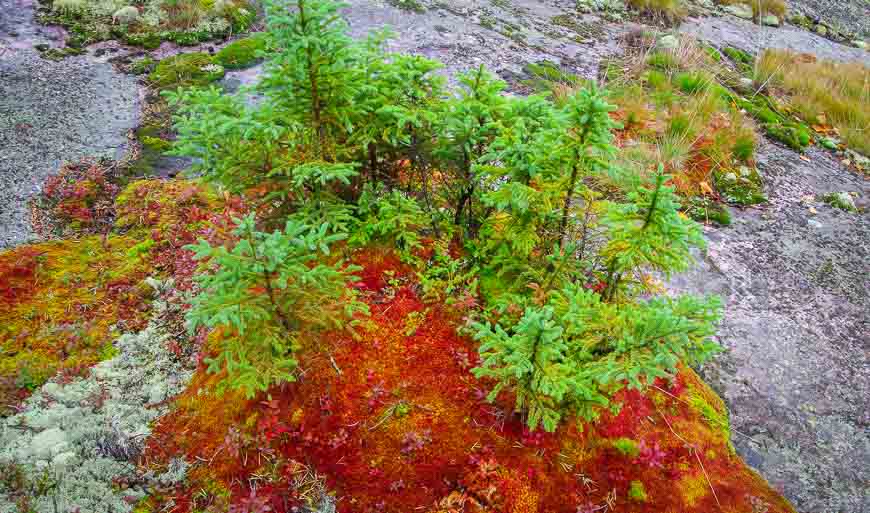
[472,283,721,431]
[186,214,368,397]
[599,168,705,301]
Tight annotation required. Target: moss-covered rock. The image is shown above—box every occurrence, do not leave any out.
[123,31,163,50]
[685,197,732,226]
[148,53,225,90]
[387,0,426,13]
[214,32,270,69]
[130,56,157,75]
[764,123,811,151]
[821,192,858,212]
[722,46,753,73]
[715,165,766,205]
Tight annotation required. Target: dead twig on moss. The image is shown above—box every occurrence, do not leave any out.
[651,383,759,444]
[656,405,722,509]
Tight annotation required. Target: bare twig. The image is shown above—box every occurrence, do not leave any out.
[656,406,721,509]
[328,352,342,376]
[651,384,759,444]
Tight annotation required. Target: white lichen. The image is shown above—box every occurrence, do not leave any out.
[113,5,141,25]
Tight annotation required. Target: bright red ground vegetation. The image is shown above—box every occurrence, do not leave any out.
[142,246,795,513]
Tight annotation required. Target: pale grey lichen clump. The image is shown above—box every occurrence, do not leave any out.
[0,280,194,513]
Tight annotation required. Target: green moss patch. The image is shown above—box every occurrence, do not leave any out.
[684,197,732,226]
[387,0,426,13]
[214,33,270,69]
[722,46,753,72]
[130,56,157,75]
[715,165,766,205]
[673,71,710,94]
[764,123,812,151]
[629,480,648,502]
[148,53,225,90]
[611,437,640,458]
[731,95,812,152]
[821,192,858,212]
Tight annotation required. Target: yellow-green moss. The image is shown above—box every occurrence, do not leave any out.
[148,53,225,90]
[113,179,220,237]
[214,32,270,69]
[678,471,710,507]
[611,437,640,458]
[684,368,733,450]
[629,480,648,502]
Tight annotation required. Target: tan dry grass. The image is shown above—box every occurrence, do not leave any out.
[754,49,870,156]
[627,0,686,23]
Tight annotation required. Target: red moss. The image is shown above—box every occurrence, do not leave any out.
[145,248,796,513]
[0,247,42,304]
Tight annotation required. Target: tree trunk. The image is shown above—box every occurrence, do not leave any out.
[559,161,580,248]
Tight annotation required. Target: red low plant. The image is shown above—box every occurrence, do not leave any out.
[32,159,121,237]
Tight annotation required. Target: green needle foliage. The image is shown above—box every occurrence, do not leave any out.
[186,214,368,397]
[600,169,704,301]
[472,284,721,431]
[260,0,361,155]
[167,87,291,193]
[548,86,619,245]
[350,184,428,260]
[169,0,721,426]
[436,65,508,231]
[352,51,446,188]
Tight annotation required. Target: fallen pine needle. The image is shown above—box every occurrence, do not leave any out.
[656,406,722,510]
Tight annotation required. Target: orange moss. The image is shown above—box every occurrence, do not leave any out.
[144,247,796,513]
[0,236,151,413]
[0,178,241,415]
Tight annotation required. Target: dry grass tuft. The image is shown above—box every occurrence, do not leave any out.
[627,0,686,23]
[607,34,718,87]
[754,49,870,155]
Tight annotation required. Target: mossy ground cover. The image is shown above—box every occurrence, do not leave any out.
[35,0,256,54]
[0,4,811,510]
[139,246,795,513]
[214,32,271,69]
[0,235,151,414]
[0,176,237,416]
[148,52,226,90]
